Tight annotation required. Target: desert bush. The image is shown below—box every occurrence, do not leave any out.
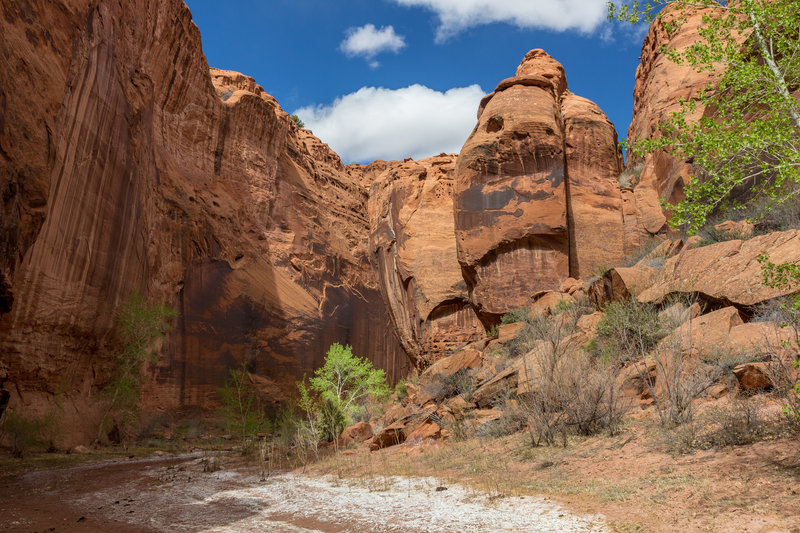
[419,377,456,403]
[765,353,800,432]
[595,298,667,366]
[444,407,472,441]
[501,306,530,325]
[0,409,50,457]
[515,309,625,446]
[441,369,477,402]
[638,334,717,428]
[486,324,499,338]
[618,163,644,189]
[290,114,305,128]
[661,398,772,454]
[703,398,768,447]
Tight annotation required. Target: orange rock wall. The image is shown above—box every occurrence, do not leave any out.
[0,0,408,443]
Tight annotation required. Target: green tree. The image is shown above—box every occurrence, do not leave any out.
[219,364,269,441]
[99,291,177,442]
[609,0,800,233]
[290,114,305,128]
[308,343,389,427]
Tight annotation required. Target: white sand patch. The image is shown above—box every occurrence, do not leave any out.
[200,474,608,533]
[68,456,607,532]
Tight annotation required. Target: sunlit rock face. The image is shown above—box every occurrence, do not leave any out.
[367,155,484,367]
[454,49,624,318]
[624,5,722,249]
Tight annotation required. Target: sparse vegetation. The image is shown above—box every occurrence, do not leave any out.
[290,114,305,128]
[98,291,177,444]
[0,409,50,458]
[218,363,269,451]
[500,306,530,325]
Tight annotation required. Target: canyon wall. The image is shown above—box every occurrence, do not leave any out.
[0,0,407,442]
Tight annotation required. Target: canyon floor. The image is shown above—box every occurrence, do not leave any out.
[0,451,606,532]
[1,429,799,533]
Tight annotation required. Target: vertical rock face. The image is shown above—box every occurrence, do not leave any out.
[454,50,624,318]
[625,6,721,244]
[0,0,407,442]
[368,155,483,367]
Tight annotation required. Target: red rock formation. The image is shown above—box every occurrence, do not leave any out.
[0,0,408,443]
[624,5,722,246]
[454,50,625,318]
[367,156,484,366]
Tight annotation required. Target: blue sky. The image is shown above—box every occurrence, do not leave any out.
[185,0,647,164]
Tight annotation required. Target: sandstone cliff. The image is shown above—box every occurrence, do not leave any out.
[454,50,626,318]
[0,0,407,442]
[624,6,722,241]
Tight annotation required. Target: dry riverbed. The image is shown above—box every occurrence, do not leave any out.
[0,452,607,532]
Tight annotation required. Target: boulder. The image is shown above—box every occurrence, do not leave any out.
[497,322,526,343]
[639,230,800,306]
[423,347,482,379]
[658,301,702,327]
[713,220,755,240]
[589,266,658,308]
[530,291,575,318]
[635,239,683,268]
[733,363,773,392]
[370,420,407,451]
[560,278,584,295]
[405,420,443,443]
[657,307,743,359]
[341,422,374,445]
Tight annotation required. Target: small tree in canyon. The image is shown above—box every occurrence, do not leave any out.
[299,343,390,441]
[219,363,270,444]
[98,290,177,443]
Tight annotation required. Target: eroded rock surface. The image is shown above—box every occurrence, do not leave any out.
[624,5,723,246]
[454,50,625,318]
[368,156,484,366]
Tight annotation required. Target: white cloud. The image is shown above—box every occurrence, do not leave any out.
[340,24,407,62]
[392,0,609,41]
[294,84,485,163]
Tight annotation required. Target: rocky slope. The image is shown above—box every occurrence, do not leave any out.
[0,0,407,442]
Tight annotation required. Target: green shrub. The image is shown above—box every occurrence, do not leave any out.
[595,299,666,366]
[309,343,389,423]
[501,307,530,325]
[290,114,305,128]
[319,399,346,442]
[0,409,50,457]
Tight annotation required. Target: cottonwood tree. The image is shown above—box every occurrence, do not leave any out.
[305,343,389,432]
[609,0,800,233]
